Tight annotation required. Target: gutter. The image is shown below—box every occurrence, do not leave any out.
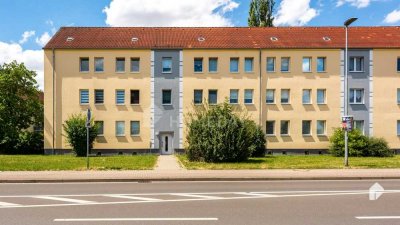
[259,49,262,127]
[52,48,55,154]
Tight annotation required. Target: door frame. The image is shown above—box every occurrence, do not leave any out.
[158,132,174,155]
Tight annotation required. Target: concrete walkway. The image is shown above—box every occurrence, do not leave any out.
[0,168,400,183]
[154,155,183,171]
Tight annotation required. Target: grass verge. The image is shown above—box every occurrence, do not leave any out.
[177,154,400,170]
[0,155,158,171]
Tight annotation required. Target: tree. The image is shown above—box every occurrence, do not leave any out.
[185,101,266,162]
[63,114,99,157]
[0,61,42,153]
[248,0,275,27]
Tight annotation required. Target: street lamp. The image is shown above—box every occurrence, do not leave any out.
[343,17,358,167]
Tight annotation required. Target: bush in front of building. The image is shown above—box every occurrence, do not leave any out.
[14,131,44,154]
[329,128,393,157]
[63,114,99,157]
[246,120,266,157]
[185,101,266,162]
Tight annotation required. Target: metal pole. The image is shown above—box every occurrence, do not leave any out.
[344,25,349,167]
[87,126,89,169]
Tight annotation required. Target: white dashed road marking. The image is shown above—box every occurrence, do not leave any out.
[34,196,95,204]
[103,194,160,201]
[0,201,20,207]
[54,217,218,222]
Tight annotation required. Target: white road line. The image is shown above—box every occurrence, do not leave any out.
[236,192,277,197]
[54,218,218,222]
[104,194,160,201]
[171,193,223,199]
[34,196,94,204]
[356,216,400,220]
[0,201,20,207]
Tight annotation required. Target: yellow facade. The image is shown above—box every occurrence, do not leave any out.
[373,49,400,149]
[182,49,262,145]
[262,49,341,150]
[44,49,152,151]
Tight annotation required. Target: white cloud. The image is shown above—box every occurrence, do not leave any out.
[0,42,43,90]
[35,32,51,47]
[384,9,400,23]
[274,0,319,26]
[103,0,239,27]
[336,0,370,8]
[19,30,36,44]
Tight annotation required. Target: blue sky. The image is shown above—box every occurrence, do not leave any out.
[1,0,400,89]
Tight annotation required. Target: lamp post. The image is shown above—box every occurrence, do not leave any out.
[344,17,358,167]
[86,108,91,170]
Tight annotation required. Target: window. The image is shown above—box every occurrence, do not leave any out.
[194,58,203,72]
[116,90,125,105]
[230,89,239,104]
[397,58,400,72]
[245,58,254,72]
[116,121,125,136]
[194,90,203,105]
[316,120,326,135]
[349,88,364,104]
[162,57,172,73]
[267,57,275,72]
[230,58,239,72]
[281,57,290,72]
[80,58,89,72]
[95,89,104,104]
[317,89,326,104]
[280,120,289,135]
[94,57,104,72]
[209,58,218,72]
[317,57,326,72]
[398,89,400,104]
[130,58,140,72]
[302,120,311,135]
[302,89,311,104]
[130,90,140,104]
[244,89,253,104]
[208,90,218,104]
[397,120,400,136]
[266,89,275,104]
[354,120,364,134]
[281,89,290,104]
[302,57,312,72]
[95,121,104,136]
[162,90,172,105]
[116,58,125,72]
[349,57,364,72]
[80,89,89,105]
[130,121,140,136]
[266,121,275,135]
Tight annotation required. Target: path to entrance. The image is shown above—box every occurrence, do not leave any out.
[154,155,183,171]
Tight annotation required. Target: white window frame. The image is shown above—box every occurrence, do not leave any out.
[115,121,125,136]
[116,89,125,105]
[162,57,172,73]
[317,57,326,72]
[349,57,364,72]
[79,89,89,105]
[229,89,239,104]
[266,89,275,104]
[281,89,290,104]
[302,120,312,136]
[130,121,140,136]
[208,57,218,73]
[162,89,172,105]
[116,57,126,73]
[266,57,276,72]
[354,120,365,134]
[194,90,203,105]
[194,58,203,73]
[95,121,104,136]
[302,57,312,72]
[230,57,239,73]
[316,120,326,136]
[280,120,290,136]
[281,57,290,72]
[244,57,254,73]
[79,57,89,72]
[302,89,312,104]
[94,89,104,105]
[349,88,364,104]
[244,89,253,104]
[94,57,104,73]
[130,57,140,73]
[317,89,326,104]
[266,120,275,136]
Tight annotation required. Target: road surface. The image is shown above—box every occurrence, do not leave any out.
[0,180,399,224]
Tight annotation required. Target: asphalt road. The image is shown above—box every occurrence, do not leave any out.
[0,180,399,225]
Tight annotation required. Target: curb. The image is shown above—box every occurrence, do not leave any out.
[1,176,400,183]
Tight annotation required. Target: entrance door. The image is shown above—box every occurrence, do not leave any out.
[160,134,173,155]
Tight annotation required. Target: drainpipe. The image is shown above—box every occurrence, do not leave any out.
[259,48,262,127]
[52,48,55,154]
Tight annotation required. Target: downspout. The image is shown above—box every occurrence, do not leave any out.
[52,48,55,154]
[259,48,262,127]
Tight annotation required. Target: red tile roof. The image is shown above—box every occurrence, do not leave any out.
[44,27,400,49]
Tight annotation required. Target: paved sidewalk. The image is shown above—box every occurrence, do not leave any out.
[154,155,183,171]
[0,168,399,183]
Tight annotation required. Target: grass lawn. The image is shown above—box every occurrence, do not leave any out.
[177,154,400,170]
[0,155,158,171]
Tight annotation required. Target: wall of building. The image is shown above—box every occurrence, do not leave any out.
[261,49,342,152]
[373,49,400,149]
[44,49,152,153]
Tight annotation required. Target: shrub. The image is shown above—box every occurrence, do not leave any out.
[366,137,393,157]
[247,121,266,157]
[11,131,44,154]
[329,128,393,157]
[63,114,98,157]
[185,102,265,162]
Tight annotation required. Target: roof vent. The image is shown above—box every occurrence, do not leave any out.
[66,37,74,42]
[131,37,139,42]
[323,36,331,41]
[270,36,278,41]
[197,36,206,42]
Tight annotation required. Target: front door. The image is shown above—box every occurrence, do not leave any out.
[160,134,173,155]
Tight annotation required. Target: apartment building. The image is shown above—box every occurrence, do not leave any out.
[43,27,400,154]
